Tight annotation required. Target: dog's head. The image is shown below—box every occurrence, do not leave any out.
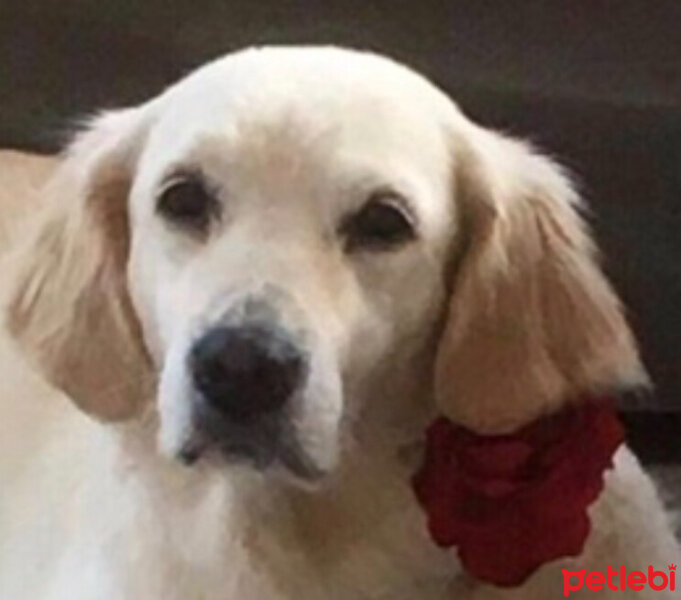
[6,47,645,483]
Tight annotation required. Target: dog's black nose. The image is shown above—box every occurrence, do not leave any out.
[190,325,304,421]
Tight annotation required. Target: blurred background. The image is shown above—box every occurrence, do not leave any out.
[1,1,679,468]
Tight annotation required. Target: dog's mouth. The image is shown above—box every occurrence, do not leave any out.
[176,401,325,483]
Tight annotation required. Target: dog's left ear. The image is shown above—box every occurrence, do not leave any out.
[6,108,155,421]
[435,121,647,434]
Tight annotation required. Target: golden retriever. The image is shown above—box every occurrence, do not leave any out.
[0,46,678,600]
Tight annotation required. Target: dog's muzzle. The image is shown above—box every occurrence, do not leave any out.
[178,299,320,478]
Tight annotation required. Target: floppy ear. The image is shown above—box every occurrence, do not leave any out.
[435,122,647,434]
[5,109,154,421]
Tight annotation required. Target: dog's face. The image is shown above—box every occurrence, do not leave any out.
[7,47,645,484]
[127,50,456,478]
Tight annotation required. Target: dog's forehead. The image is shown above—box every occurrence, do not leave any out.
[144,48,455,179]
[165,47,454,122]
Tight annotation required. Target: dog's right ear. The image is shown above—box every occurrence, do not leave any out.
[5,108,155,421]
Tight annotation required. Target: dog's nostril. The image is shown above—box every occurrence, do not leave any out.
[190,325,304,420]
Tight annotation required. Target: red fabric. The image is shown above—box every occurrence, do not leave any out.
[412,400,624,587]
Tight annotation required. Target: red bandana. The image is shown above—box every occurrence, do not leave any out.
[412,399,624,587]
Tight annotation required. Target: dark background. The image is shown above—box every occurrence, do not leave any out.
[1,1,679,457]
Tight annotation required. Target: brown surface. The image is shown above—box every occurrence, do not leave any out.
[1,1,680,151]
[0,151,56,253]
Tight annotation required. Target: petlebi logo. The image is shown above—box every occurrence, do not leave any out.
[562,564,676,597]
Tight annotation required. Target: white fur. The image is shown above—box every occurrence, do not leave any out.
[1,47,678,599]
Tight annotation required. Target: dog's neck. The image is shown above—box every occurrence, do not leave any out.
[111,410,456,599]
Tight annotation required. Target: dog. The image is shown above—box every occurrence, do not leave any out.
[1,46,678,600]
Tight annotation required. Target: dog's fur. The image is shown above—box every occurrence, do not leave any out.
[0,47,678,600]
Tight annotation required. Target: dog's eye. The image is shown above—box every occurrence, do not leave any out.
[156,176,217,232]
[342,195,416,251]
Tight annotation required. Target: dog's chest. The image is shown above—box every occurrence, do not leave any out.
[113,480,453,600]
[77,466,455,600]
[49,507,454,600]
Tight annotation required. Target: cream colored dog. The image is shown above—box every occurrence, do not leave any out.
[0,47,678,600]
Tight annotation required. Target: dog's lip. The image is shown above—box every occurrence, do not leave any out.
[180,396,326,481]
[277,442,326,482]
[178,439,206,465]
[176,431,325,483]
